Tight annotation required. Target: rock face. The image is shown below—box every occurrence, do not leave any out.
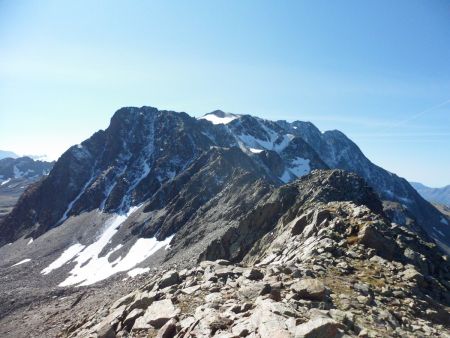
[63,170,450,338]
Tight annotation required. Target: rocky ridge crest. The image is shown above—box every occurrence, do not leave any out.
[64,170,450,338]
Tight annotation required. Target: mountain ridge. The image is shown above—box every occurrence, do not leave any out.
[1,106,447,254]
[411,182,450,207]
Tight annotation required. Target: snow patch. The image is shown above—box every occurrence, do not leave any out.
[47,207,174,286]
[200,114,237,125]
[279,170,291,184]
[441,217,449,226]
[13,166,23,179]
[289,157,311,177]
[279,157,311,183]
[127,267,150,277]
[249,148,263,154]
[11,258,31,267]
[0,178,11,186]
[237,130,293,154]
[27,238,34,245]
[41,243,85,275]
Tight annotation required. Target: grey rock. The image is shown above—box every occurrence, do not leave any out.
[132,299,180,330]
[159,270,180,289]
[122,308,144,330]
[156,318,177,338]
[243,268,264,281]
[294,317,341,338]
[291,279,326,301]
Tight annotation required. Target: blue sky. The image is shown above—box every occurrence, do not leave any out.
[0,0,449,186]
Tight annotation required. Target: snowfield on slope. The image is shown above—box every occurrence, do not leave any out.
[41,207,173,286]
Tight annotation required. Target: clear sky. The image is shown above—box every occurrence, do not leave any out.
[1,0,449,186]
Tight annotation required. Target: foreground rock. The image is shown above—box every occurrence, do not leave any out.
[65,195,450,338]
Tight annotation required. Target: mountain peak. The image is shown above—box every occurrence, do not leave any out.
[199,110,240,125]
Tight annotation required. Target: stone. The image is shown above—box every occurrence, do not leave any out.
[249,300,291,338]
[181,285,201,295]
[215,267,234,278]
[291,279,326,301]
[215,259,232,266]
[97,323,116,338]
[239,282,271,299]
[204,292,222,303]
[357,225,396,260]
[243,268,264,280]
[110,292,136,310]
[159,270,181,289]
[353,283,371,296]
[294,317,341,338]
[209,316,233,334]
[132,299,180,330]
[156,318,177,338]
[95,305,126,336]
[401,268,425,287]
[123,308,144,330]
[128,291,156,311]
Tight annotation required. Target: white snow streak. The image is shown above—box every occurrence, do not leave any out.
[0,178,11,186]
[11,258,31,267]
[249,148,264,154]
[58,174,97,224]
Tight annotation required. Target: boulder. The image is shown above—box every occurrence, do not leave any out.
[132,299,180,330]
[243,268,264,281]
[294,317,341,338]
[357,225,396,260]
[239,282,271,300]
[97,323,116,338]
[128,291,156,311]
[249,299,291,338]
[181,285,201,295]
[401,268,425,287]
[123,308,144,330]
[291,279,326,301]
[156,318,177,338]
[159,270,180,289]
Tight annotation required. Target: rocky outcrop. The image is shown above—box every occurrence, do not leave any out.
[64,171,450,338]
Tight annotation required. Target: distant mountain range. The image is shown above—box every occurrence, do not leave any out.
[0,156,54,223]
[411,182,450,207]
[0,150,19,160]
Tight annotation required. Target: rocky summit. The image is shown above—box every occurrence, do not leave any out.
[0,107,449,337]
